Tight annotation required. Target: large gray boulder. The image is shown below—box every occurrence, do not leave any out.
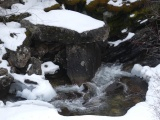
[21,18,109,85]
[67,43,101,85]
[21,20,109,44]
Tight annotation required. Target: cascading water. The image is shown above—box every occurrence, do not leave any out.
[50,64,143,116]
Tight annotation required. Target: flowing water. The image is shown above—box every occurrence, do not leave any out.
[51,64,148,116]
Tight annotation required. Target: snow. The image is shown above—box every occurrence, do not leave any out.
[108,0,138,7]
[86,0,94,5]
[0,0,105,33]
[0,0,159,119]
[25,9,105,33]
[131,64,143,77]
[130,14,135,18]
[10,74,57,101]
[131,64,160,106]
[0,44,11,72]
[108,32,135,47]
[121,28,128,33]
[108,0,123,7]
[131,64,160,120]
[41,61,59,75]
[140,19,148,24]
[0,34,58,101]
[0,100,155,120]
[0,22,26,51]
[0,0,58,16]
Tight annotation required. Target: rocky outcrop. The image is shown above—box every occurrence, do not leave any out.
[21,19,109,85]
[103,23,160,67]
[8,46,31,68]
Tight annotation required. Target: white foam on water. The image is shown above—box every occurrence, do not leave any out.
[51,64,131,113]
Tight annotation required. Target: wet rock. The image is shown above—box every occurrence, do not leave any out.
[82,82,98,102]
[0,74,14,99]
[0,68,8,76]
[8,46,31,68]
[105,82,126,95]
[55,91,82,100]
[67,43,101,85]
[27,57,42,75]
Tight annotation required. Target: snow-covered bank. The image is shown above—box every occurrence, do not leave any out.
[0,42,58,101]
[132,64,160,115]
[0,101,154,120]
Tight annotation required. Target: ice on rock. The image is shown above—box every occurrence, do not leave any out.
[131,64,143,77]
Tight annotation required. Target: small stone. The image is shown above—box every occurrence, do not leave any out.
[0,68,8,76]
[24,79,38,85]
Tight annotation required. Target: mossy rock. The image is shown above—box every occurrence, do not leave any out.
[22,30,32,47]
[106,0,147,13]
[85,0,99,12]
[65,0,80,5]
[99,0,109,5]
[107,2,154,38]
[44,4,61,12]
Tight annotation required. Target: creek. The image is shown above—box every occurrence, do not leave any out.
[50,63,148,116]
[1,63,148,116]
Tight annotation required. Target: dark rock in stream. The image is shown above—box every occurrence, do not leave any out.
[82,82,98,102]
[105,82,126,95]
[66,43,101,85]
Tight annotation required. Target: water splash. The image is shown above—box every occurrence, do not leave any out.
[51,64,132,115]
